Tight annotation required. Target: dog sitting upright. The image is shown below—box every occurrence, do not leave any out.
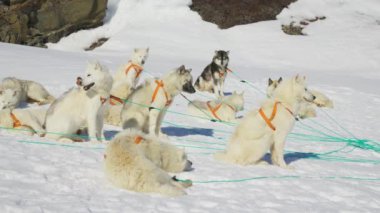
[45,61,113,142]
[110,48,149,102]
[194,50,230,97]
[121,65,196,137]
[104,48,149,126]
[215,76,316,169]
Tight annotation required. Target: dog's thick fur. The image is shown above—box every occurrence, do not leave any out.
[0,89,19,110]
[267,77,333,119]
[214,76,315,168]
[110,48,149,100]
[187,91,244,122]
[121,65,196,136]
[0,107,47,136]
[44,62,113,142]
[104,130,192,196]
[194,50,229,97]
[0,77,55,109]
[105,48,149,126]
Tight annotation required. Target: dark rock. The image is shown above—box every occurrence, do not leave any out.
[190,0,296,29]
[0,0,108,47]
[85,37,109,51]
[281,16,327,36]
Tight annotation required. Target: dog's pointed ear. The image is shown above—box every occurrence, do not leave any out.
[226,50,230,55]
[278,77,283,83]
[214,50,218,55]
[188,68,192,72]
[268,78,273,86]
[95,61,102,70]
[177,65,186,74]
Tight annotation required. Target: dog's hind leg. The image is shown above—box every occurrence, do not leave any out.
[26,84,54,105]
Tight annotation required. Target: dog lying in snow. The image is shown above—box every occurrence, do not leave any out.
[267,77,334,119]
[0,107,47,136]
[215,75,316,168]
[104,130,193,196]
[121,65,196,137]
[187,91,244,122]
[0,77,55,109]
[44,61,113,142]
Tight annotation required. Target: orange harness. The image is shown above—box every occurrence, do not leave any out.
[109,95,124,105]
[151,80,172,107]
[134,135,143,144]
[125,62,144,79]
[206,101,236,121]
[103,136,143,159]
[218,68,232,78]
[10,113,22,128]
[100,97,108,105]
[259,102,294,131]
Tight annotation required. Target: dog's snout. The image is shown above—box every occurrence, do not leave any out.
[312,95,316,100]
[184,160,193,171]
[183,82,196,94]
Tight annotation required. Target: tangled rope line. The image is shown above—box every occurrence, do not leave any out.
[1,70,379,184]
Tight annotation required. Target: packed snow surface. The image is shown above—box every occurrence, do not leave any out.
[1,0,380,212]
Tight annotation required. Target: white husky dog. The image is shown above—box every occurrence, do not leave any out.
[267,77,333,119]
[0,77,55,109]
[121,65,196,137]
[44,61,113,142]
[110,48,149,101]
[105,48,149,126]
[214,76,315,168]
[104,130,192,196]
[0,107,47,136]
[187,91,244,122]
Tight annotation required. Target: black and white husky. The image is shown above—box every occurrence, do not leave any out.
[194,50,229,97]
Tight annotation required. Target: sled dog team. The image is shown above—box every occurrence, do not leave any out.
[0,49,334,196]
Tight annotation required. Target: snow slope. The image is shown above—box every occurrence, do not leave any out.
[1,0,380,212]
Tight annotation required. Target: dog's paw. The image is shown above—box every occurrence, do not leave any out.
[280,164,295,170]
[158,132,169,140]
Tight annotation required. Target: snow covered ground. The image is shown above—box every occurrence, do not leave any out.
[1,0,380,212]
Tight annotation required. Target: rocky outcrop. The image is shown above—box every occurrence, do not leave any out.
[190,0,296,29]
[0,0,107,47]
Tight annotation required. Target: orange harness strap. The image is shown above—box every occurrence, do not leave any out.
[100,97,108,105]
[207,101,223,121]
[151,80,172,106]
[207,102,236,121]
[134,135,143,144]
[259,102,279,131]
[109,95,124,105]
[259,102,294,131]
[10,113,22,128]
[125,62,144,78]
